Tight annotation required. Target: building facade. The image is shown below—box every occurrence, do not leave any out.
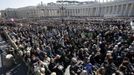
[1,0,134,19]
[0,6,44,19]
[44,0,134,17]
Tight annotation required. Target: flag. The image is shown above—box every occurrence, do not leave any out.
[130,21,134,30]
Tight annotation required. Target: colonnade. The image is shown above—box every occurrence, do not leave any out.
[46,0,134,17]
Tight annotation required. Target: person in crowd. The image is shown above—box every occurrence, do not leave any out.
[2,18,134,75]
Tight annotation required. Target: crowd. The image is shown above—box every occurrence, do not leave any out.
[3,19,134,75]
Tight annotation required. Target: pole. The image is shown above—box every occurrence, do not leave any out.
[61,0,64,24]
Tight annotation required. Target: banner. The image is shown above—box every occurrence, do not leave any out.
[130,21,134,30]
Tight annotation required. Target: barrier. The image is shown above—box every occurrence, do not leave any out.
[3,30,18,50]
[2,29,31,75]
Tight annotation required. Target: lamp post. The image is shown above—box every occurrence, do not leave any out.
[40,2,47,18]
[61,0,64,24]
[58,0,66,24]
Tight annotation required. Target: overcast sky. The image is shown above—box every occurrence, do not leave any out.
[0,0,103,10]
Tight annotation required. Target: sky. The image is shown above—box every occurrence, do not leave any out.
[0,0,97,10]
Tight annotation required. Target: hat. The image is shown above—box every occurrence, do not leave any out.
[51,72,56,75]
[84,48,88,51]
[58,65,64,70]
[80,70,88,75]
[117,42,121,45]
[115,45,118,48]
[6,54,13,59]
[40,67,45,73]
[107,51,113,53]
[71,57,77,63]
[56,55,61,59]
[26,50,30,55]
[80,48,84,51]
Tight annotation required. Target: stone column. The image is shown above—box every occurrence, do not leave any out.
[105,6,107,15]
[74,9,76,16]
[128,4,134,16]
[92,8,94,16]
[88,8,91,16]
[110,6,112,14]
[75,9,77,16]
[90,8,93,16]
[47,9,49,16]
[96,7,99,16]
[83,8,85,16]
[123,4,128,16]
[104,7,107,15]
[80,8,82,16]
[98,7,100,16]
[115,5,118,14]
[100,7,102,16]
[107,6,110,14]
[52,9,54,16]
[112,5,116,14]
[98,7,101,16]
[50,9,52,16]
[86,8,88,16]
[93,8,95,17]
[102,7,105,16]
[72,8,75,16]
[114,5,117,14]
[71,9,73,16]
[102,7,104,16]
[120,5,124,16]
[68,9,70,16]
